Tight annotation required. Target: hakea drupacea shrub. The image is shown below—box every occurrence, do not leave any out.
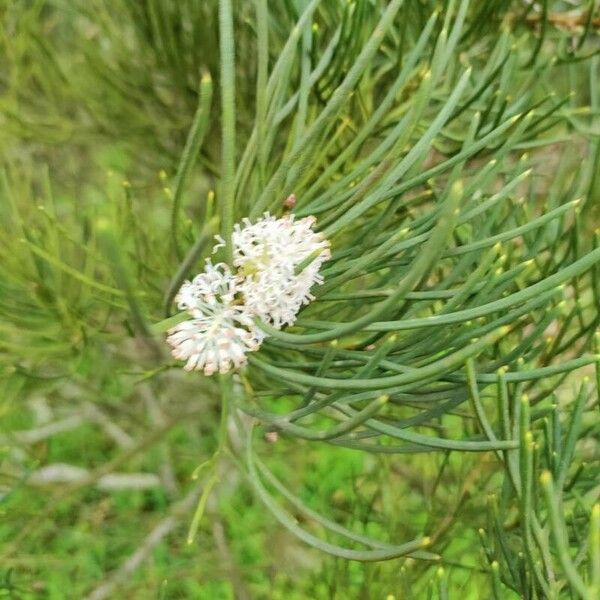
[166,211,331,375]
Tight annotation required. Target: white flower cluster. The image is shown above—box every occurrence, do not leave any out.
[232,214,331,328]
[167,262,265,375]
[166,212,331,375]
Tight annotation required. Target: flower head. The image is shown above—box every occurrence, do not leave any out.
[232,212,331,327]
[165,210,331,375]
[175,260,236,312]
[166,306,264,375]
[167,260,264,375]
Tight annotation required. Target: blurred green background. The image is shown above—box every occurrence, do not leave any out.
[1,1,600,598]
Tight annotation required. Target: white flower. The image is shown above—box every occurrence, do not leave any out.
[167,260,264,375]
[175,260,236,311]
[165,211,331,375]
[166,307,264,375]
[232,212,331,328]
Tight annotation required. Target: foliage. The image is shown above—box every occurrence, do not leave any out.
[1,0,600,598]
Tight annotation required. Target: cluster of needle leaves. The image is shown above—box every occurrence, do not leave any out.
[1,1,600,598]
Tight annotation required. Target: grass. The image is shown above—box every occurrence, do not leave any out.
[1,440,500,598]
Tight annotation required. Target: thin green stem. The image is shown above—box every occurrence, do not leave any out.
[219,0,236,262]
